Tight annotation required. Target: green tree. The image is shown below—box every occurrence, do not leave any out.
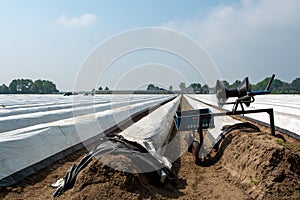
[179,82,186,91]
[291,78,300,93]
[189,83,202,93]
[9,79,33,94]
[8,80,18,93]
[229,80,241,89]
[43,80,58,93]
[221,80,230,88]
[30,80,58,94]
[104,86,110,91]
[252,77,293,94]
[147,84,163,90]
[271,79,284,93]
[0,84,10,94]
[147,84,155,90]
[98,86,103,91]
[280,83,290,94]
[2,79,58,94]
[190,83,201,89]
[252,77,274,91]
[30,80,43,93]
[202,84,209,94]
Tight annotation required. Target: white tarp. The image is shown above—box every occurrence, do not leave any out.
[0,97,172,134]
[189,94,300,135]
[120,95,181,169]
[0,95,171,115]
[0,95,175,186]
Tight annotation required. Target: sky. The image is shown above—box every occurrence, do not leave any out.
[0,0,299,91]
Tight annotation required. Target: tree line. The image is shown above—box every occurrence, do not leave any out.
[178,77,300,94]
[0,79,59,94]
[221,77,300,94]
[178,82,210,94]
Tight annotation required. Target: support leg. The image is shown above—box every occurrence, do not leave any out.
[268,109,275,136]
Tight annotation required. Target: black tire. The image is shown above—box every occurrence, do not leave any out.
[191,141,200,164]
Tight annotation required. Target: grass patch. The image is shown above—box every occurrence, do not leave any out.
[245,143,251,150]
[251,180,259,185]
[276,139,287,147]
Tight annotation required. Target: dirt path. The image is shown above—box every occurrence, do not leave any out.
[1,96,299,199]
[171,96,250,199]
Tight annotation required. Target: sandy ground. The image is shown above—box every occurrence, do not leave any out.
[0,97,299,200]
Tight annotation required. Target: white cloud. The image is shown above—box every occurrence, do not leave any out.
[58,13,97,27]
[162,0,300,82]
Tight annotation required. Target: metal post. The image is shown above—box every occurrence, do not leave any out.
[268,109,275,136]
[198,117,204,146]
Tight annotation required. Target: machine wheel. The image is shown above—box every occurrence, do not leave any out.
[191,141,200,164]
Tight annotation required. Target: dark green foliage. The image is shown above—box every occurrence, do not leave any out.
[251,77,299,94]
[291,78,300,93]
[0,79,58,94]
[202,84,209,94]
[179,82,186,90]
[30,80,58,94]
[98,86,109,91]
[229,80,241,89]
[252,77,271,91]
[9,79,33,94]
[187,83,210,94]
[147,84,165,91]
[270,79,284,93]
[0,84,10,94]
[190,83,201,89]
[189,83,202,93]
[221,80,230,88]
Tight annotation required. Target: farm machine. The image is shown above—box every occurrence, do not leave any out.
[174,74,280,165]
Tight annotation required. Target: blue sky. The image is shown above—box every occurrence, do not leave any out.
[0,0,299,91]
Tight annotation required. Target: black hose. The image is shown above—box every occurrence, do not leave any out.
[193,122,260,166]
[53,135,171,197]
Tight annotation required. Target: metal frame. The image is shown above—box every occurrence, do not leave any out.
[196,108,275,147]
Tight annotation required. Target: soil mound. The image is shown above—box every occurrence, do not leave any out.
[64,157,139,199]
[61,155,184,200]
[1,126,299,199]
[57,128,300,200]
[216,130,300,199]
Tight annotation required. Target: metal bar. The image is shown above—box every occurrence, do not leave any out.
[198,108,275,135]
[268,109,275,136]
[198,120,204,146]
[266,74,275,91]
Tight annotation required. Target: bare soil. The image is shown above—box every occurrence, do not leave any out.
[1,98,299,200]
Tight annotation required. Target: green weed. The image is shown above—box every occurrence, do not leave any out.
[251,180,259,185]
[276,139,287,147]
[245,143,251,149]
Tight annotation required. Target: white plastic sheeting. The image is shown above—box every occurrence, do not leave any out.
[0,94,170,118]
[0,94,176,186]
[188,94,300,135]
[120,95,181,170]
[0,97,169,133]
[184,95,241,139]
